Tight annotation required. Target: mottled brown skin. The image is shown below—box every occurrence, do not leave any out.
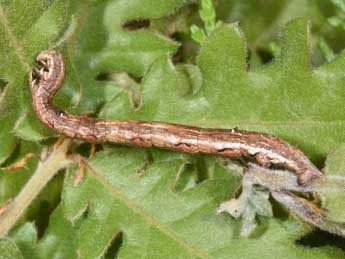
[29,50,324,185]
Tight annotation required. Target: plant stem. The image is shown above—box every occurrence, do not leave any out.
[0,139,72,237]
[246,163,345,193]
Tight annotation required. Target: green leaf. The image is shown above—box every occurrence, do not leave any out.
[102,19,345,162]
[191,0,216,43]
[1,1,345,258]
[321,144,345,222]
[59,147,342,258]
[191,25,206,44]
[34,206,78,259]
[199,0,216,35]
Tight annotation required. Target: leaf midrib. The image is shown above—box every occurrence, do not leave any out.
[85,163,209,259]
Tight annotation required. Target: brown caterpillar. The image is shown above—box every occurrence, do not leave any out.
[29,50,323,185]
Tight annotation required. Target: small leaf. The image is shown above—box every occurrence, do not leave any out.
[199,0,216,34]
[218,177,273,237]
[269,41,281,58]
[191,25,206,43]
[251,189,273,217]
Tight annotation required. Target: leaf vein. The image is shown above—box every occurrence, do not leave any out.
[86,164,209,258]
